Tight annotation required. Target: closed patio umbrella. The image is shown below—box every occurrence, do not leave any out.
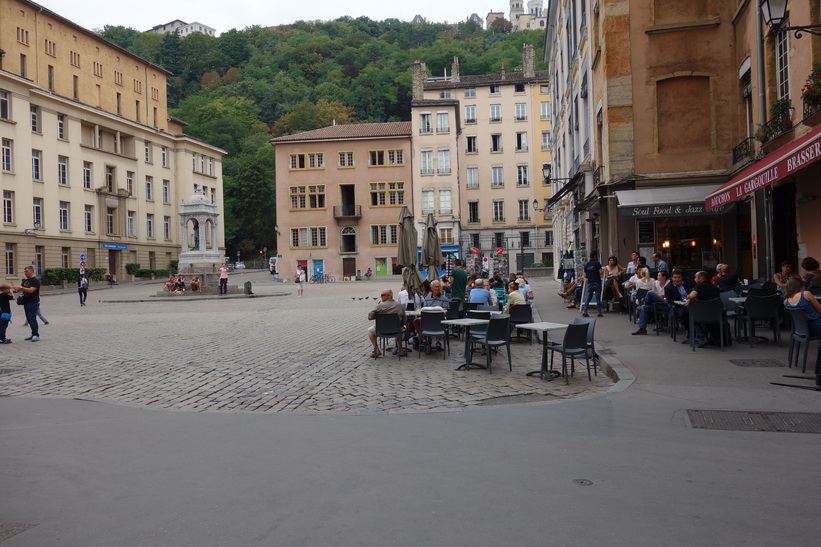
[397,206,424,296]
[421,213,442,281]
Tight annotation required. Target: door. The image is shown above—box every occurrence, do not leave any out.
[343,258,356,278]
[312,259,324,278]
[108,250,119,277]
[517,253,534,272]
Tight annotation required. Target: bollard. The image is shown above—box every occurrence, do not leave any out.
[244,281,253,295]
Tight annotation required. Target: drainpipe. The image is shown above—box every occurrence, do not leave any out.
[756,2,774,279]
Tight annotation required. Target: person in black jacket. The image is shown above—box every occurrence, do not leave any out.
[664,269,695,340]
[686,270,721,347]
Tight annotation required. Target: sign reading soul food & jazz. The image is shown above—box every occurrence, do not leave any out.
[620,203,734,218]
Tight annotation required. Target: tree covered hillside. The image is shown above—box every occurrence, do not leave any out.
[100,18,547,256]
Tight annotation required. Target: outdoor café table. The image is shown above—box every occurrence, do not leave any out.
[730,297,746,304]
[441,318,490,370]
[515,322,569,381]
[405,310,421,317]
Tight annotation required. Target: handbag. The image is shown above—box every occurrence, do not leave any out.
[16,294,26,305]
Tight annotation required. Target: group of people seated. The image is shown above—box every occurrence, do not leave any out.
[164,274,202,294]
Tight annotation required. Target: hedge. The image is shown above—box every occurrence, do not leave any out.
[41,268,107,285]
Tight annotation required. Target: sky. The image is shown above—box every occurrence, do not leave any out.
[36,0,503,34]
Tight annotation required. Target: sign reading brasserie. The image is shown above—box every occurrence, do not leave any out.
[620,202,734,218]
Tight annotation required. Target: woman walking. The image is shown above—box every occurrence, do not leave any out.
[78,274,89,306]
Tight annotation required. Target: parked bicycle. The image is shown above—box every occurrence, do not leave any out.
[310,273,336,284]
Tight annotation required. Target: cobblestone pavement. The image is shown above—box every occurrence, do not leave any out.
[0,273,613,413]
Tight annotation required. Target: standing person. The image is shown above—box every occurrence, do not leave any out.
[12,266,42,342]
[0,283,14,344]
[449,259,468,302]
[219,263,230,295]
[78,274,89,306]
[294,265,304,297]
[582,251,604,318]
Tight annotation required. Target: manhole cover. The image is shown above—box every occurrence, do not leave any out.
[687,410,821,433]
[0,523,37,542]
[729,359,787,367]
[0,368,22,376]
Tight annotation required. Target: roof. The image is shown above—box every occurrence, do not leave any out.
[271,122,413,143]
[423,70,550,89]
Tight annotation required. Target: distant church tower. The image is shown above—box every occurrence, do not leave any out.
[527,0,544,16]
[509,0,525,22]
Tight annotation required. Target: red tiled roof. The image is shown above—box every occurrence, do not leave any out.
[271,122,412,143]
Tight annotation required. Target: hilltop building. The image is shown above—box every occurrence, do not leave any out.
[1,0,225,281]
[147,20,217,37]
[487,1,547,31]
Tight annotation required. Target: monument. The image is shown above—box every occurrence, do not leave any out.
[178,188,221,275]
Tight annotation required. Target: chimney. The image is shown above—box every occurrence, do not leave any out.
[500,63,505,80]
[451,56,460,82]
[412,61,427,101]
[523,44,535,79]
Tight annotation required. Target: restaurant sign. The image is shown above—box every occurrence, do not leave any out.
[620,202,734,218]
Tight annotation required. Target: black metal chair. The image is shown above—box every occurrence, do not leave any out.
[688,298,727,351]
[405,302,416,311]
[467,315,512,374]
[547,322,590,384]
[628,289,649,324]
[374,313,404,360]
[462,302,480,314]
[445,303,461,339]
[508,303,533,343]
[719,290,741,340]
[785,308,821,373]
[737,294,782,347]
[466,310,491,339]
[572,317,598,379]
[652,300,671,335]
[417,311,449,359]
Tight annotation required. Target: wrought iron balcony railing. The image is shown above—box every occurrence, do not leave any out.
[333,205,361,219]
[732,137,755,164]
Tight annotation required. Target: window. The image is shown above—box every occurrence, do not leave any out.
[56,114,66,139]
[468,201,480,223]
[73,75,79,100]
[57,156,68,185]
[2,139,13,171]
[545,231,553,246]
[494,232,505,248]
[436,112,449,132]
[105,166,115,192]
[208,157,214,176]
[2,191,13,224]
[210,188,216,204]
[289,185,326,209]
[133,79,142,93]
[0,91,10,120]
[515,83,525,93]
[464,87,476,98]
[146,214,154,238]
[84,205,94,233]
[144,141,152,163]
[288,153,324,169]
[369,149,404,166]
[162,180,170,203]
[540,101,550,119]
[4,244,14,275]
[32,198,42,228]
[59,201,70,230]
[70,50,81,67]
[145,176,153,200]
[93,61,103,77]
[114,70,123,86]
[437,149,451,174]
[491,134,503,152]
[192,153,198,171]
[540,84,550,94]
[775,21,790,100]
[30,105,40,132]
[518,199,531,221]
[489,85,501,95]
[369,182,405,206]
[290,226,327,248]
[493,200,505,222]
[515,103,527,121]
[470,233,480,249]
[439,90,451,99]
[419,113,432,133]
[440,227,453,244]
[47,65,54,90]
[520,231,531,247]
[439,189,452,214]
[542,131,552,150]
[490,104,501,122]
[420,149,433,175]
[517,165,529,186]
[164,216,171,239]
[466,135,478,154]
[60,247,70,268]
[126,172,134,196]
[19,54,27,79]
[32,150,42,180]
[109,208,118,234]
[127,211,135,236]
[516,132,528,151]
[338,151,354,167]
[466,166,479,189]
[161,146,168,167]
[492,166,504,188]
[200,155,205,172]
[465,105,476,123]
[80,161,92,189]
[44,39,56,56]
[422,189,434,214]
[370,224,399,245]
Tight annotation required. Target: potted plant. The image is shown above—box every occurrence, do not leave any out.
[802,63,821,114]
[769,97,792,117]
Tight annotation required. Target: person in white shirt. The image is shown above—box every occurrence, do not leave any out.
[397,285,410,306]
[625,251,641,275]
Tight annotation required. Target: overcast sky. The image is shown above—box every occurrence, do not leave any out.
[38,0,502,34]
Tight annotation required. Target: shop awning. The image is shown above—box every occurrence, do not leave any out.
[705,125,821,210]
[616,185,732,217]
[546,172,583,208]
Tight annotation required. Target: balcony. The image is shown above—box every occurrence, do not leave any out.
[465,117,477,124]
[333,205,361,219]
[437,167,451,175]
[592,165,602,187]
[803,97,821,126]
[759,109,793,144]
[732,137,755,165]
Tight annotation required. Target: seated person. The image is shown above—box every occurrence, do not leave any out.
[503,281,526,314]
[165,274,177,292]
[367,289,406,358]
[604,256,626,302]
[174,275,186,292]
[364,267,373,280]
[490,273,506,289]
[773,260,800,289]
[784,278,821,337]
[711,264,724,285]
[686,270,721,347]
[469,279,494,305]
[801,256,821,290]
[413,280,450,351]
[624,266,653,292]
[632,270,671,335]
[714,264,739,292]
[663,269,696,339]
[396,284,410,306]
[190,276,202,294]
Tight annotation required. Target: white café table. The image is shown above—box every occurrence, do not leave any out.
[441,318,491,370]
[514,322,569,381]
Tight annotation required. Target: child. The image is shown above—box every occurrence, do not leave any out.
[0,283,14,343]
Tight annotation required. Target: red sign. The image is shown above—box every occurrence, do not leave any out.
[495,247,505,256]
[469,247,479,254]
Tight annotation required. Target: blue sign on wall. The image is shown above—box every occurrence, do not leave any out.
[102,243,128,250]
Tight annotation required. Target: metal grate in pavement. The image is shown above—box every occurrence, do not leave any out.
[0,368,22,376]
[687,410,821,433]
[729,359,787,367]
[0,523,37,542]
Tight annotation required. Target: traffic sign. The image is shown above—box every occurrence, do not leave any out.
[79,267,85,275]
[80,261,87,268]
[79,253,87,261]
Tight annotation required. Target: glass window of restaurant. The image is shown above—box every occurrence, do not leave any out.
[648,216,724,269]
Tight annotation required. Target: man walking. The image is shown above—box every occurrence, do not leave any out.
[582,251,604,318]
[12,266,41,342]
[449,259,467,302]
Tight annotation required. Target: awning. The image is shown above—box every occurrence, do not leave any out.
[617,185,733,217]
[546,172,583,208]
[705,125,821,210]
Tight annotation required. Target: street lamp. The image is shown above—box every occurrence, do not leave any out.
[760,0,821,37]
[542,163,552,185]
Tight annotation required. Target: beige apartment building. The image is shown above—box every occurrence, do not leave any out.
[1,0,225,281]
[271,123,413,281]
[412,45,551,274]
